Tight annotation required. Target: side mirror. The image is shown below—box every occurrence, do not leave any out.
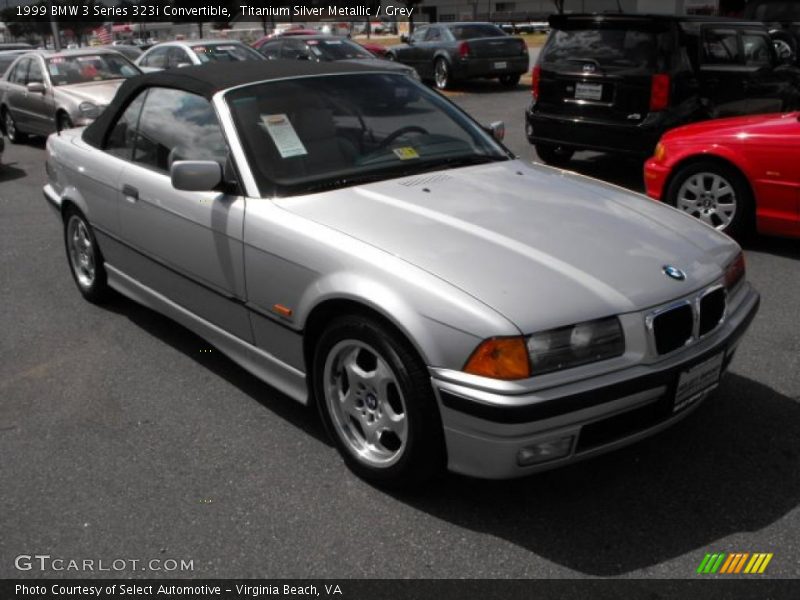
[170,160,222,192]
[27,82,45,94]
[401,34,410,44]
[177,62,191,68]
[487,120,505,142]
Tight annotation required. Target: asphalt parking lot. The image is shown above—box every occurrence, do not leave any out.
[1,82,799,579]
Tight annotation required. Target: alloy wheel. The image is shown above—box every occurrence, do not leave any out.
[67,215,96,290]
[434,59,449,89]
[323,340,408,468]
[676,172,737,230]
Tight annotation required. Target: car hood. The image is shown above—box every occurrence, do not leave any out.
[54,80,125,106]
[663,112,800,142]
[277,160,739,333]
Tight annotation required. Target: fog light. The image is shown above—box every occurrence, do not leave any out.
[517,436,574,466]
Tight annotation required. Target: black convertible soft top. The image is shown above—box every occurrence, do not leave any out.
[83,59,389,148]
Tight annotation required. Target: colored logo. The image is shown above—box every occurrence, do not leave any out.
[663,265,687,281]
[697,552,773,575]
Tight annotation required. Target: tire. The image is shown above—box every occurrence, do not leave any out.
[385,52,396,61]
[63,207,112,304]
[313,314,446,488]
[3,107,27,144]
[499,74,521,87]
[434,57,452,90]
[664,160,753,239]
[535,143,575,167]
[57,112,73,132]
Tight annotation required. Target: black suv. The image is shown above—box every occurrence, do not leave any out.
[745,0,800,64]
[525,13,799,166]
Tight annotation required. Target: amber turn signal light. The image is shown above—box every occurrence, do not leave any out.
[463,337,531,380]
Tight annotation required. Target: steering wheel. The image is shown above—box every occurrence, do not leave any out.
[378,125,429,150]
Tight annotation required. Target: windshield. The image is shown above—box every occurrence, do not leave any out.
[449,24,506,39]
[543,28,660,70]
[47,54,139,85]
[307,38,374,60]
[192,43,263,63]
[227,73,508,196]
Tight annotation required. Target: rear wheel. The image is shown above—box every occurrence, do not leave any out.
[3,108,27,144]
[665,160,753,238]
[499,74,521,87]
[434,57,452,90]
[313,315,446,488]
[535,143,575,167]
[63,207,112,303]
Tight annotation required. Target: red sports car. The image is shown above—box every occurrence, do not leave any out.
[645,112,800,239]
[358,41,389,58]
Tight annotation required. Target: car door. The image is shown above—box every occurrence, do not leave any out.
[400,25,429,70]
[698,26,752,117]
[116,87,251,341]
[5,57,31,129]
[418,25,446,78]
[739,29,793,113]
[22,56,55,135]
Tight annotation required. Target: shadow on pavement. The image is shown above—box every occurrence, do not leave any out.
[744,235,800,260]
[567,152,647,193]
[100,293,330,446]
[388,373,800,576]
[0,162,27,183]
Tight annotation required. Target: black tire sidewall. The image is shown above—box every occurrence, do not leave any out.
[3,109,25,143]
[63,207,111,303]
[312,315,446,487]
[665,161,752,239]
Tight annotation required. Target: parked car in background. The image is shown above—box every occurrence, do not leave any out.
[257,35,419,80]
[44,61,759,486]
[0,49,141,142]
[387,22,529,89]
[0,43,33,51]
[102,44,143,62]
[320,22,351,37]
[745,0,800,64]
[500,21,550,34]
[136,40,264,72]
[0,50,28,77]
[359,41,390,58]
[645,111,800,238]
[252,28,320,50]
[526,13,800,166]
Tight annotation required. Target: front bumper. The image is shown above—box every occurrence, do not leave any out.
[432,284,760,479]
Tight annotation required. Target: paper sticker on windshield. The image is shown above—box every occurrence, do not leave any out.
[323,40,343,45]
[261,114,307,158]
[393,147,419,160]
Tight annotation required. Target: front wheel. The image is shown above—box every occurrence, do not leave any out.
[434,57,452,90]
[535,143,575,167]
[64,208,112,303]
[499,74,521,87]
[664,160,753,238]
[313,315,446,487]
[3,108,27,144]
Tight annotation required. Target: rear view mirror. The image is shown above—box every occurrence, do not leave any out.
[171,160,222,192]
[487,121,505,142]
[27,82,45,94]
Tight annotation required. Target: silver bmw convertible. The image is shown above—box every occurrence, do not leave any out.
[44,61,760,486]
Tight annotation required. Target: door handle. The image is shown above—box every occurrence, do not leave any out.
[122,184,139,203]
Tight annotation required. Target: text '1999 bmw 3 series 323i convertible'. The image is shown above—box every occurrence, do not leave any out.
[44,61,760,486]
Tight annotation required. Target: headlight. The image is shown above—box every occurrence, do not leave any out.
[526,316,625,376]
[654,142,667,162]
[463,316,625,380]
[79,102,100,119]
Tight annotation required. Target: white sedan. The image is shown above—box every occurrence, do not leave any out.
[135,39,264,72]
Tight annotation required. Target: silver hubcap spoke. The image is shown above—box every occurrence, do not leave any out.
[676,171,737,231]
[324,340,408,468]
[67,217,96,289]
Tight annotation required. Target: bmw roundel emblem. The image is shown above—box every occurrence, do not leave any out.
[663,265,687,281]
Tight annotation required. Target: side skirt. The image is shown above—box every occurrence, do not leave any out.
[105,263,309,405]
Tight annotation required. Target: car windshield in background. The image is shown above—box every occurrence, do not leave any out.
[745,0,800,20]
[47,54,139,85]
[543,28,659,70]
[450,24,506,39]
[192,43,262,62]
[307,39,374,60]
[227,73,508,196]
